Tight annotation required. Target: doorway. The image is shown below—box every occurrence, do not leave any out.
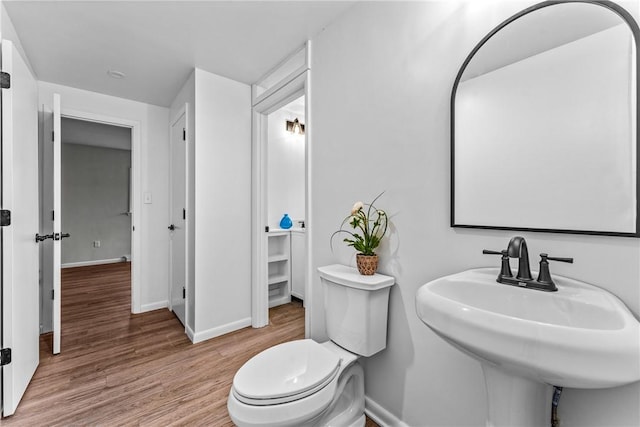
[251,66,310,334]
[266,96,306,314]
[60,117,132,269]
[39,113,136,350]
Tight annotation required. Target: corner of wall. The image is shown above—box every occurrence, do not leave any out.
[1,3,36,77]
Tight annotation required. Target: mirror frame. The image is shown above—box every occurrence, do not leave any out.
[451,0,640,237]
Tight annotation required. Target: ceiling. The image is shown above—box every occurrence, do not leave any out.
[281,94,305,119]
[4,1,355,107]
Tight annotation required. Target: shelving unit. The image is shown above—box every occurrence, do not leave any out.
[267,231,291,308]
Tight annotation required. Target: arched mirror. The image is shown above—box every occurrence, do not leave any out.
[451,0,640,236]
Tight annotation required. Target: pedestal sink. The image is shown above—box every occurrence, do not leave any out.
[416,268,640,427]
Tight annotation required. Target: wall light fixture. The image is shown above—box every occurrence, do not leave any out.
[286,118,305,135]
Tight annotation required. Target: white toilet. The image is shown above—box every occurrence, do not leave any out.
[227,264,395,427]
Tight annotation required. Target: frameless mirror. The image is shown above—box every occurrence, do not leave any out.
[452,1,639,236]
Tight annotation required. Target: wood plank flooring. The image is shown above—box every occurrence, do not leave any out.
[3,262,379,426]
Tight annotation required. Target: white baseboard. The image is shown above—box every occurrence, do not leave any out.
[191,317,252,344]
[186,324,196,343]
[62,258,127,268]
[140,300,168,312]
[365,396,409,427]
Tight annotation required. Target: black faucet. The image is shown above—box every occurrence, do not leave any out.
[507,236,532,281]
[483,236,573,292]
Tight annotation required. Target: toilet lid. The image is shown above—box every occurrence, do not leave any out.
[233,339,341,405]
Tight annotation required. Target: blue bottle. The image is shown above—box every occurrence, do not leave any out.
[279,214,293,229]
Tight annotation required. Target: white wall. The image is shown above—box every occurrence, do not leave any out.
[192,69,252,341]
[39,82,170,321]
[309,1,640,426]
[267,105,306,228]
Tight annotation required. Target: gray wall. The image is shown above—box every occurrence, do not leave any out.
[309,1,640,426]
[62,143,131,264]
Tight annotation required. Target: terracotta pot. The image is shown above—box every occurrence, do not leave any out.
[356,254,379,276]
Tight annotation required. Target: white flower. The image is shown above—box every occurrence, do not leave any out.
[351,201,364,215]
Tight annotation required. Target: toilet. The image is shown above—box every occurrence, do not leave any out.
[227,264,395,427]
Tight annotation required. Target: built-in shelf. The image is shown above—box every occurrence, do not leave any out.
[268,254,288,263]
[267,233,291,308]
[268,274,289,285]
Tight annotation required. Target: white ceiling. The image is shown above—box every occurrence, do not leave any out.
[4,1,355,107]
[281,94,305,119]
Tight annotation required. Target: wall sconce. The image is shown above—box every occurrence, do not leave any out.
[286,118,305,135]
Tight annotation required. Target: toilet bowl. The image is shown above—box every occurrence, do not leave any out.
[228,340,363,427]
[228,264,394,427]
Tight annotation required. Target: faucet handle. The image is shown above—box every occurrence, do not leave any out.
[483,249,513,279]
[482,249,503,255]
[544,254,573,264]
[537,253,573,289]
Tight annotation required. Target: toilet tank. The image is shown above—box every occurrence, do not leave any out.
[318,264,395,357]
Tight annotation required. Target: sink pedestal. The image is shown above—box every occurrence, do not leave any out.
[482,364,552,427]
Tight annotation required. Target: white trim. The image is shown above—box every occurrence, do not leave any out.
[250,110,268,328]
[60,108,142,314]
[253,66,308,108]
[186,324,196,343]
[365,396,410,427]
[140,300,168,312]
[62,258,128,268]
[303,40,312,338]
[190,317,252,344]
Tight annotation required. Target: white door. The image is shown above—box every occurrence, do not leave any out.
[169,112,186,326]
[39,93,62,355]
[52,94,61,354]
[1,40,39,417]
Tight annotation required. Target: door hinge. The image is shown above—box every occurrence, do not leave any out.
[51,289,55,300]
[265,226,270,232]
[0,72,10,89]
[1,210,11,226]
[183,208,186,220]
[182,287,186,299]
[52,210,55,221]
[183,128,186,141]
[0,348,11,366]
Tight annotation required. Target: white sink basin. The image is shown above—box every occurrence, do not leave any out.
[416,268,640,389]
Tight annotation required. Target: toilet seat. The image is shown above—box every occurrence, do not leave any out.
[232,339,342,406]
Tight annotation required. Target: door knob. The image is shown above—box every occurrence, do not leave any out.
[168,224,175,231]
[35,233,53,242]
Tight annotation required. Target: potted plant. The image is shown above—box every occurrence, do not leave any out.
[331,193,388,275]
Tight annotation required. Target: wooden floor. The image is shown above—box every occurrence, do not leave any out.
[3,262,379,426]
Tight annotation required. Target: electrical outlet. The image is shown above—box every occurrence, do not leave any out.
[93,240,101,248]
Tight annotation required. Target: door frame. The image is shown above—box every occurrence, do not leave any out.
[168,104,189,329]
[251,43,312,335]
[60,108,142,313]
